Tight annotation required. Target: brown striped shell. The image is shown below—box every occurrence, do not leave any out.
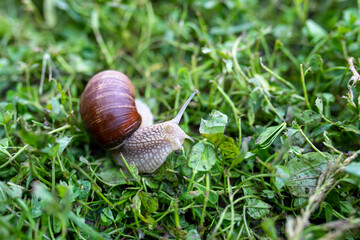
[80,70,142,149]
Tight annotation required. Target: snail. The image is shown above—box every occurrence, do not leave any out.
[80,70,197,173]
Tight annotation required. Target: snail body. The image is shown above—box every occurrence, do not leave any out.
[80,70,197,173]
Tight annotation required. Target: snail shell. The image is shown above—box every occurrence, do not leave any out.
[80,70,142,149]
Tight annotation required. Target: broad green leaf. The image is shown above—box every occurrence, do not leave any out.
[188,142,216,172]
[294,198,307,207]
[132,192,156,228]
[32,182,52,202]
[246,199,271,220]
[0,138,9,147]
[195,182,219,204]
[315,98,323,114]
[289,146,304,155]
[199,110,228,136]
[256,122,286,149]
[51,97,60,115]
[42,144,59,158]
[200,110,239,158]
[225,59,233,73]
[74,180,91,200]
[262,190,275,199]
[0,183,7,214]
[285,152,331,197]
[102,207,114,221]
[260,218,278,239]
[341,124,360,135]
[213,134,239,158]
[68,212,105,239]
[248,101,255,126]
[30,196,42,218]
[308,54,323,72]
[56,136,73,155]
[324,203,333,222]
[310,124,332,137]
[199,110,239,158]
[343,8,359,24]
[340,201,355,214]
[0,145,11,158]
[139,191,159,214]
[243,184,257,196]
[304,19,327,42]
[11,163,31,183]
[2,111,12,124]
[19,129,55,149]
[275,165,290,190]
[57,181,72,201]
[223,212,242,221]
[179,190,202,201]
[298,110,322,127]
[143,177,160,189]
[97,160,127,185]
[186,229,201,240]
[9,184,23,199]
[344,162,360,177]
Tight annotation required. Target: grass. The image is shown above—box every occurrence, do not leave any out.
[1,0,360,239]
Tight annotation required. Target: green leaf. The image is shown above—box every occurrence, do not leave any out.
[223,212,242,221]
[74,180,91,200]
[0,145,11,158]
[285,152,331,197]
[195,183,219,204]
[103,207,114,221]
[315,97,323,114]
[294,197,307,207]
[260,218,278,239]
[199,110,228,136]
[97,160,127,185]
[56,136,73,155]
[262,190,275,199]
[308,54,323,72]
[341,124,360,135]
[298,110,322,127]
[275,165,290,190]
[310,124,332,137]
[214,135,239,158]
[51,97,61,115]
[225,59,233,73]
[11,163,31,183]
[340,201,355,214]
[68,211,105,239]
[2,111,12,124]
[246,199,271,220]
[100,210,112,226]
[186,229,201,240]
[19,129,55,149]
[256,122,286,149]
[30,196,42,218]
[139,191,159,214]
[57,83,67,105]
[200,110,239,158]
[344,162,360,177]
[324,203,333,222]
[304,20,327,42]
[188,142,216,172]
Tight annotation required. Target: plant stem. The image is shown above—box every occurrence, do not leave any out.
[300,64,311,110]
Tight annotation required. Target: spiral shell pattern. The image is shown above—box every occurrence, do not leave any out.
[80,70,142,149]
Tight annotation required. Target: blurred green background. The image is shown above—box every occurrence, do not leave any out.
[1,0,360,239]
